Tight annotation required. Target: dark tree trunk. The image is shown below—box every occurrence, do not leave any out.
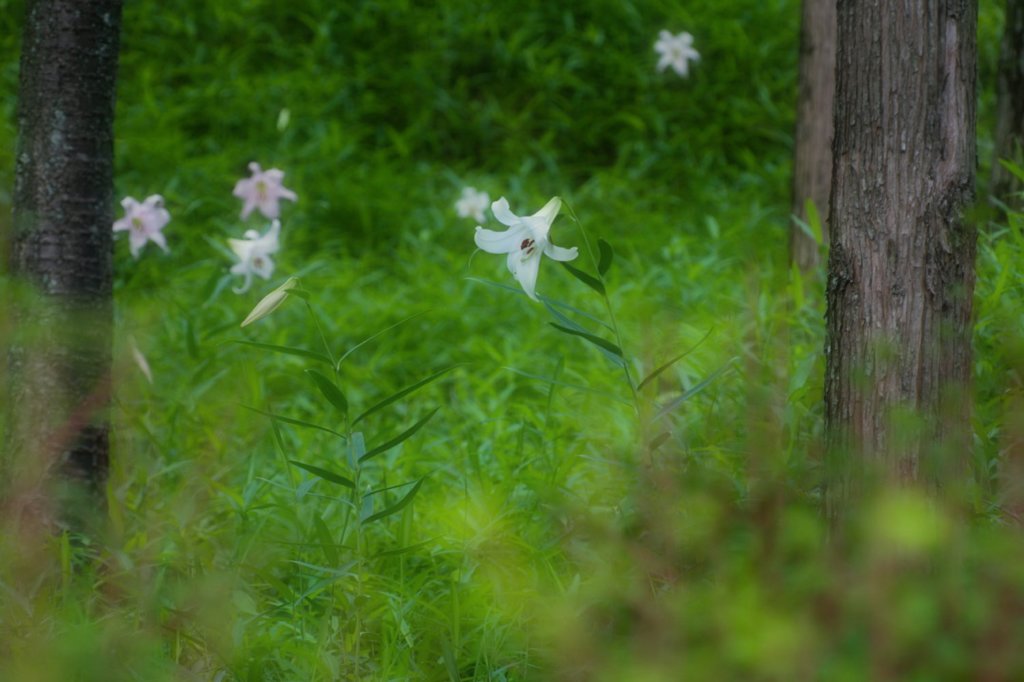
[6,0,123,515]
[790,0,837,272]
[992,0,1024,205]
[825,0,977,488]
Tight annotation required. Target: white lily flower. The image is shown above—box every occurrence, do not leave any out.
[112,194,170,258]
[233,162,297,220]
[229,220,281,294]
[654,30,700,78]
[474,196,578,301]
[455,187,490,223]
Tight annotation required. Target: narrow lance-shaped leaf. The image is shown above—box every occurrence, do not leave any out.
[561,261,605,295]
[185,319,199,359]
[636,328,713,392]
[242,404,346,440]
[648,431,672,451]
[360,408,439,463]
[502,366,633,406]
[348,431,365,470]
[543,302,624,368]
[312,515,340,566]
[288,460,355,489]
[233,339,331,364]
[655,361,735,420]
[549,323,623,358]
[363,478,425,524]
[306,369,348,416]
[336,310,428,369]
[467,276,612,330]
[353,366,457,425]
[597,238,613,276]
[803,199,824,246]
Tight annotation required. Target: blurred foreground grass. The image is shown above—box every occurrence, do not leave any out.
[2,0,1024,680]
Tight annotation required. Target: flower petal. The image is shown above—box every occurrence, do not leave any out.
[240,196,257,220]
[474,224,528,254]
[544,242,578,262]
[257,199,280,220]
[507,249,542,302]
[490,197,520,226]
[258,220,281,252]
[531,196,562,228]
[233,178,252,199]
[128,230,147,259]
[251,254,275,279]
[228,238,254,259]
[233,271,254,294]
[149,230,169,253]
[142,194,165,209]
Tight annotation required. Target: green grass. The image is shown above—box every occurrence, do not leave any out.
[2,0,1024,679]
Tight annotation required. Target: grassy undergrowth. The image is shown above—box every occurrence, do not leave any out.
[2,0,1024,680]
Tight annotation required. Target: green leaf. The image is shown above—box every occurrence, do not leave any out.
[440,636,461,682]
[306,369,348,416]
[466,277,612,329]
[242,405,346,440]
[185,319,199,359]
[372,539,434,559]
[649,431,672,451]
[549,323,623,358]
[655,361,735,420]
[561,262,605,295]
[360,408,439,463]
[312,515,340,566]
[804,199,824,245]
[233,340,331,364]
[999,158,1024,184]
[502,367,633,405]
[288,460,355,489]
[336,310,428,369]
[349,431,365,469]
[543,305,624,368]
[363,478,424,524]
[636,328,713,391]
[597,239,614,276]
[353,366,457,425]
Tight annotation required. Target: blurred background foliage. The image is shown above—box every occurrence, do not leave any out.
[1,0,1023,680]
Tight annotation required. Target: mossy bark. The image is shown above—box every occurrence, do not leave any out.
[992,0,1024,205]
[6,0,123,517]
[790,0,836,272]
[825,0,977,495]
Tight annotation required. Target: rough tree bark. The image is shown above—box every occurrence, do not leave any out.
[5,0,123,517]
[825,0,977,486]
[992,0,1024,204]
[790,0,837,271]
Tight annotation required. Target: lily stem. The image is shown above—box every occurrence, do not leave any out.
[564,201,641,416]
[303,299,337,368]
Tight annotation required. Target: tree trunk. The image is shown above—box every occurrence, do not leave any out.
[5,0,123,517]
[790,0,837,272]
[992,0,1024,205]
[825,0,977,487]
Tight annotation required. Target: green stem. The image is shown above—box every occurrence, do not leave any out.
[564,201,641,415]
[304,299,337,368]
